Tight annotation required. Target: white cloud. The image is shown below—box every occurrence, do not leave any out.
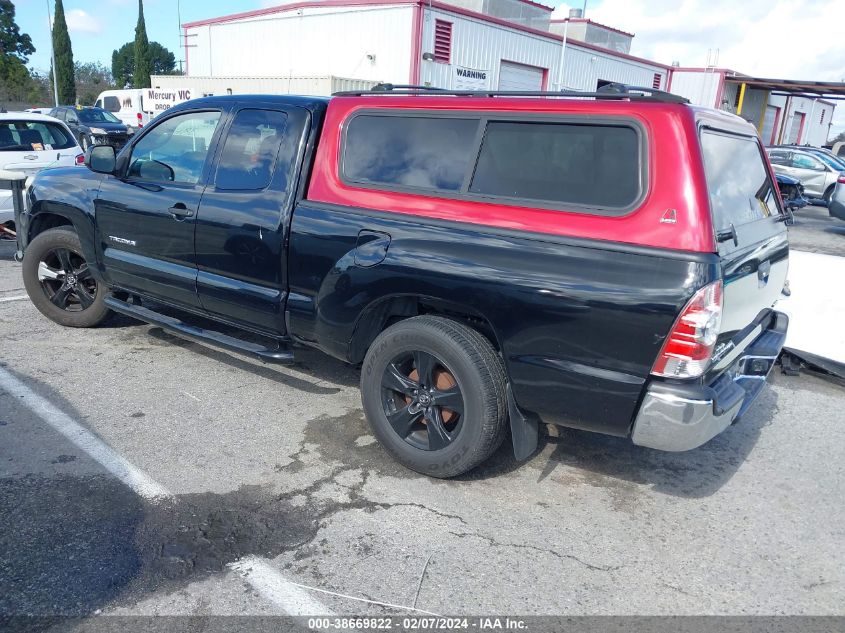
[554,0,845,137]
[65,9,103,34]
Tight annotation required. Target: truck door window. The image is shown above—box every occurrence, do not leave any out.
[127,110,221,184]
[767,151,790,167]
[215,109,288,191]
[103,96,121,113]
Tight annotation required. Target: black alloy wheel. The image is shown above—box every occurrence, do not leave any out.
[37,246,97,312]
[381,350,465,451]
[361,315,508,478]
[22,227,111,327]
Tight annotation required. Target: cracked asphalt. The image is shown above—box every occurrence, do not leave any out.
[0,234,844,620]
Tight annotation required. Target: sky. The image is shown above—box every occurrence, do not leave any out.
[12,0,845,138]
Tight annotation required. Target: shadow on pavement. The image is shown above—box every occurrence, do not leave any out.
[0,369,327,625]
[466,380,779,499]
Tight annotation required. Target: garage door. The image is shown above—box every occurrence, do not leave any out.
[761,106,780,144]
[787,112,805,144]
[498,61,545,91]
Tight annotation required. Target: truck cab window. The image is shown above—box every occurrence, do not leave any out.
[215,109,288,191]
[127,110,221,184]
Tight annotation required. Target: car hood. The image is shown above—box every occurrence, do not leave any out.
[774,173,801,186]
[83,122,127,132]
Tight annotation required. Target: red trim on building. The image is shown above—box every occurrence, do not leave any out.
[541,67,549,90]
[794,111,806,144]
[713,71,727,109]
[409,2,423,83]
[549,17,634,38]
[769,106,781,145]
[558,38,672,71]
[183,0,418,28]
[183,27,189,75]
[513,0,555,12]
[183,0,551,28]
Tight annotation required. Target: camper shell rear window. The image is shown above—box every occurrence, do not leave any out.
[700,129,780,230]
[340,110,646,215]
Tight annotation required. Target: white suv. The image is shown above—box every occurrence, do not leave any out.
[0,112,83,227]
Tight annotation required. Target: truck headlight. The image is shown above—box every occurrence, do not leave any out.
[90,127,106,135]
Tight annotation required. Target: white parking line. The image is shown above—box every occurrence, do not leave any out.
[230,557,336,616]
[0,295,28,303]
[0,364,336,616]
[0,365,170,500]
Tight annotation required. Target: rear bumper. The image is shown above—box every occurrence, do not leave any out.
[631,310,788,452]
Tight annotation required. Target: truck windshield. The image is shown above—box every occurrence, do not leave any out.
[700,130,780,231]
[78,109,122,124]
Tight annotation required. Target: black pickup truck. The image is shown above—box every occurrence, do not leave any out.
[14,89,789,477]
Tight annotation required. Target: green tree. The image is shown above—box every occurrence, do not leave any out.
[0,0,37,104]
[75,61,114,105]
[148,41,177,75]
[133,0,150,88]
[0,0,34,62]
[112,42,133,88]
[113,40,177,88]
[52,0,76,104]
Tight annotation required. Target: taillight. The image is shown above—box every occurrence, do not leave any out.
[837,175,845,184]
[137,112,143,128]
[651,280,723,379]
[75,153,85,165]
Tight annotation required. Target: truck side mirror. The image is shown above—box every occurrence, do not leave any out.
[85,145,116,174]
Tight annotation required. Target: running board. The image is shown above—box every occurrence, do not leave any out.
[104,296,295,364]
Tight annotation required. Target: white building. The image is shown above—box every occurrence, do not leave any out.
[669,69,838,147]
[152,1,839,146]
[160,0,668,95]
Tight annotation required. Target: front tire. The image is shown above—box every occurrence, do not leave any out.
[22,228,110,327]
[361,315,508,478]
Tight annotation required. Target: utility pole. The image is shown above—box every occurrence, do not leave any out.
[46,0,59,107]
[177,0,184,74]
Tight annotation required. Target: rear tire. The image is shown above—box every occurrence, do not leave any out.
[824,186,834,204]
[361,315,508,478]
[22,228,110,328]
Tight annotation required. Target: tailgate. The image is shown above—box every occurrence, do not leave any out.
[699,128,789,356]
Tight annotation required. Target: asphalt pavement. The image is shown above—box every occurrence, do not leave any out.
[786,203,845,257]
[0,213,843,624]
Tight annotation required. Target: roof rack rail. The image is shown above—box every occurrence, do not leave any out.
[333,82,690,104]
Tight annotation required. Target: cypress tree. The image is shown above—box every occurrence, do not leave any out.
[51,0,75,104]
[133,0,150,88]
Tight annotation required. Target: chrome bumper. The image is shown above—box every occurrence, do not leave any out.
[632,311,788,452]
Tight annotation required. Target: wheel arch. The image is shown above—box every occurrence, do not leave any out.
[347,293,503,364]
[26,201,99,273]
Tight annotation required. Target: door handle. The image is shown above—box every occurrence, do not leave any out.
[168,203,194,219]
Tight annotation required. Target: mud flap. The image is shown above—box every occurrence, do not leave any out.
[507,384,538,461]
